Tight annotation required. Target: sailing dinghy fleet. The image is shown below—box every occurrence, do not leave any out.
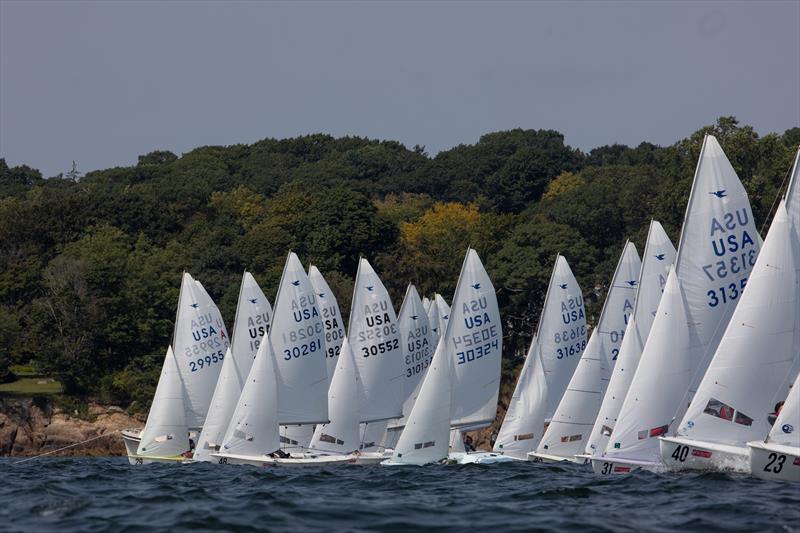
[125,137,800,480]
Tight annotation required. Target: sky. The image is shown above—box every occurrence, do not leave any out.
[1,0,798,178]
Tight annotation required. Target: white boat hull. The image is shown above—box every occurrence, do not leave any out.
[748,442,800,482]
[659,436,749,473]
[122,428,142,464]
[589,455,661,475]
[527,451,588,464]
[449,451,515,465]
[212,451,355,467]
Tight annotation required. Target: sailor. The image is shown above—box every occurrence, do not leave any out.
[768,401,785,426]
[463,434,476,453]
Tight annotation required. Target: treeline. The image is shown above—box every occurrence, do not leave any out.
[0,117,797,410]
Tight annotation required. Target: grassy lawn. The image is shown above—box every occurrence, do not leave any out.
[1,366,63,396]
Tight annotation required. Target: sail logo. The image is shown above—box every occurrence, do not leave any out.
[249,298,258,304]
[411,315,418,320]
[626,280,637,287]
[559,284,568,289]
[190,303,199,309]
[318,292,325,298]
[365,286,374,292]
[471,283,481,290]
[442,315,449,320]
[655,253,665,261]
[783,424,794,434]
[291,280,300,286]
[709,190,727,198]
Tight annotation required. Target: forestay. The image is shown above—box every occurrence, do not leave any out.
[537,242,641,459]
[173,273,230,428]
[271,253,329,425]
[587,222,675,454]
[449,249,503,429]
[537,255,587,420]
[350,258,404,423]
[309,266,344,383]
[194,272,272,461]
[137,347,189,458]
[309,337,361,454]
[675,202,799,447]
[493,337,547,459]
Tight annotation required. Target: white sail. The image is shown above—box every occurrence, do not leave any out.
[587,222,676,454]
[350,258,404,423]
[493,337,547,458]
[603,135,761,465]
[426,297,442,343]
[787,147,799,228]
[173,273,230,428]
[309,337,361,454]
[766,372,800,447]
[604,267,692,462]
[422,296,432,313]
[220,339,280,456]
[435,294,451,329]
[675,202,799,446]
[137,346,190,458]
[194,272,272,461]
[537,255,588,420]
[449,249,503,429]
[388,338,453,465]
[536,242,641,459]
[309,266,345,383]
[675,135,761,398]
[397,285,436,421]
[270,252,329,425]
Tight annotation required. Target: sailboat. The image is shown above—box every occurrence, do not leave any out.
[384,285,436,450]
[280,265,345,450]
[213,252,345,466]
[659,201,799,472]
[124,272,230,463]
[349,258,404,459]
[493,255,586,460]
[584,221,676,458]
[593,134,761,474]
[531,242,640,463]
[385,249,506,465]
[193,272,272,462]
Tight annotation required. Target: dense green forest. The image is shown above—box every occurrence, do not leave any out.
[1,116,797,410]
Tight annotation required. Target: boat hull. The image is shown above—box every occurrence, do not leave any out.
[589,455,661,475]
[527,451,588,464]
[212,452,355,467]
[748,442,800,482]
[659,436,749,473]
[122,428,142,465]
[449,452,515,465]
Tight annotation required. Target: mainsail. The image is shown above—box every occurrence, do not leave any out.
[172,273,230,428]
[309,265,344,383]
[350,258,404,423]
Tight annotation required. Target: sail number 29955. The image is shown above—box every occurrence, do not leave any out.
[189,350,225,372]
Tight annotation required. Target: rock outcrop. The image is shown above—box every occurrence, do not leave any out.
[0,398,144,457]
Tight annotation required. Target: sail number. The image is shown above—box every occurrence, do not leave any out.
[554,325,585,344]
[763,453,786,474]
[189,350,225,372]
[707,277,747,308]
[326,344,341,359]
[283,339,323,360]
[701,251,756,282]
[184,337,223,357]
[361,339,400,358]
[556,339,586,359]
[457,339,499,365]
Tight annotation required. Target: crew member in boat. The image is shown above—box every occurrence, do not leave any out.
[768,401,785,426]
[464,434,476,453]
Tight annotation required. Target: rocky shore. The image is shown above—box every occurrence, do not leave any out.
[0,398,144,457]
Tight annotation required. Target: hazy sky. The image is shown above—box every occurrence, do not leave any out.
[1,0,798,178]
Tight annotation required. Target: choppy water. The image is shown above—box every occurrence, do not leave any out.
[1,457,798,532]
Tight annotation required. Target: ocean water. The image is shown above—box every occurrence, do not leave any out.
[1,457,798,532]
